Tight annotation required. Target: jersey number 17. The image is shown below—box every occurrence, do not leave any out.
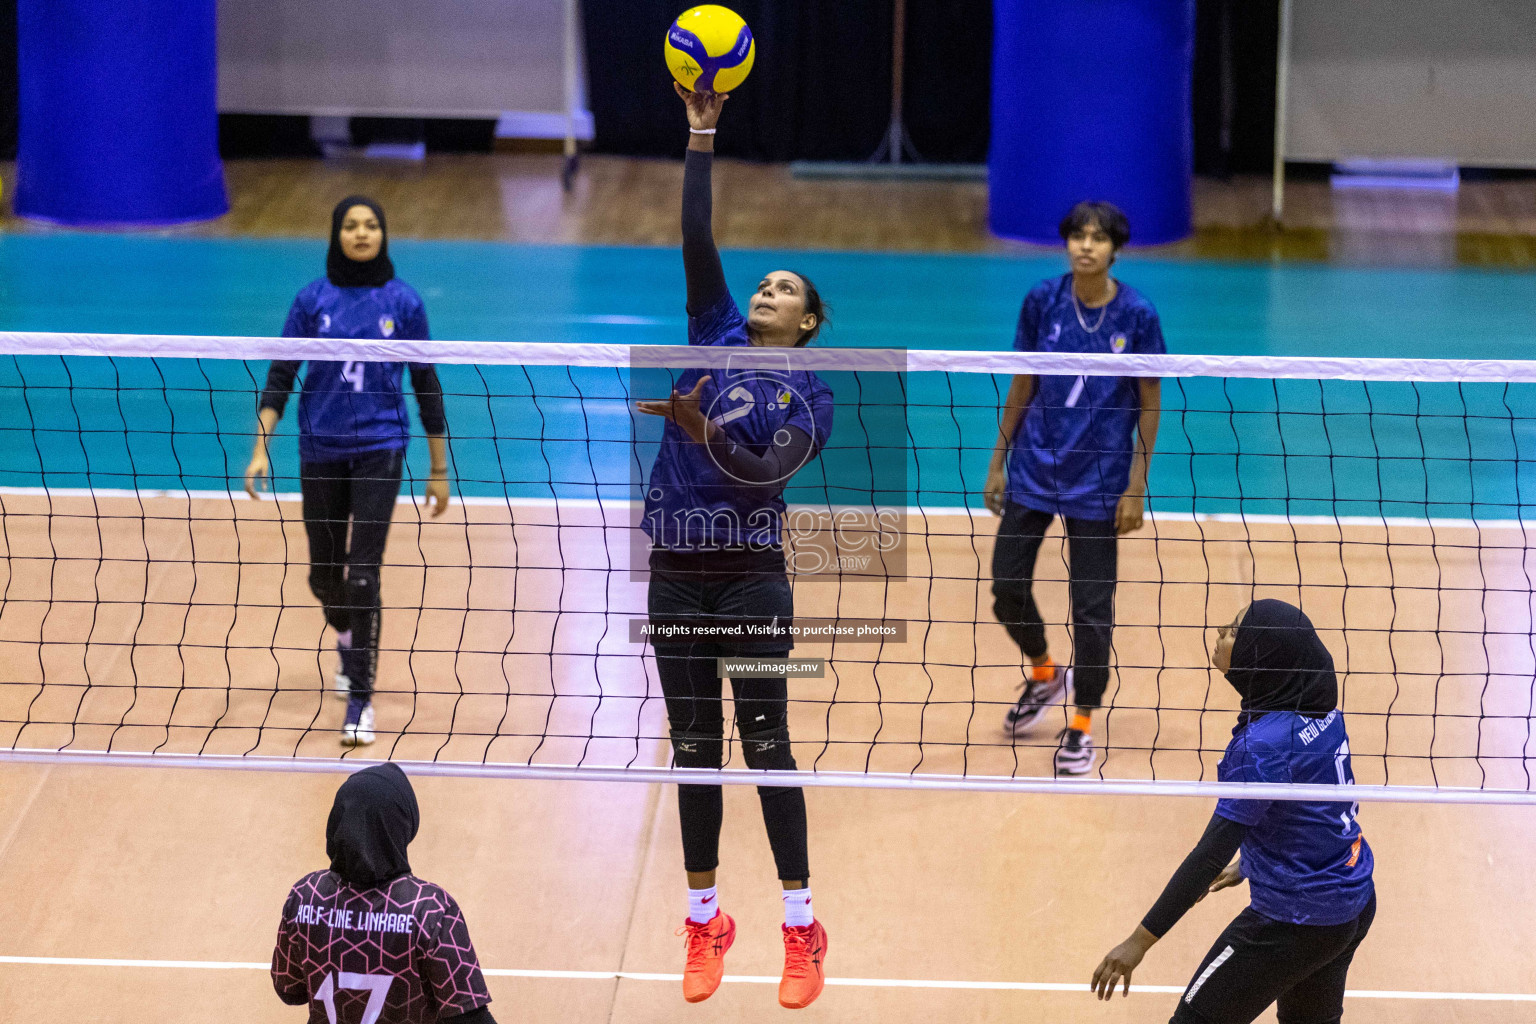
[315,971,394,1024]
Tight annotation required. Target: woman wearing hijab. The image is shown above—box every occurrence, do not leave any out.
[1091,599,1376,1024]
[272,764,497,1024]
[244,196,451,746]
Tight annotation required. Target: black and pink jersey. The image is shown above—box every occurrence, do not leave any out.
[272,870,491,1024]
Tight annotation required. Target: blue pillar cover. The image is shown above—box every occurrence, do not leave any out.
[990,0,1195,245]
[16,0,228,225]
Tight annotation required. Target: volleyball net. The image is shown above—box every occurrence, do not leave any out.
[0,332,1532,803]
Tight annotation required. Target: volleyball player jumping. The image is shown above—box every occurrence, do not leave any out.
[245,196,450,746]
[631,84,834,1009]
[272,763,498,1024]
[1092,599,1376,1023]
[985,201,1163,775]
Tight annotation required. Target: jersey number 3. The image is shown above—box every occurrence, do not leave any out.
[315,971,394,1024]
[340,361,366,392]
[1333,740,1360,837]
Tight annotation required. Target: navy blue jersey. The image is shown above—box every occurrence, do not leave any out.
[1215,709,1375,927]
[280,278,433,463]
[643,293,834,551]
[1007,274,1165,521]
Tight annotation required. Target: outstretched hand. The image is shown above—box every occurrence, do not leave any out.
[1090,927,1156,1001]
[636,375,714,444]
[676,82,728,130]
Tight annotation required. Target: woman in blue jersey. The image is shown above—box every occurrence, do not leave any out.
[630,85,833,1011]
[985,201,1163,776]
[1091,599,1376,1024]
[244,196,450,747]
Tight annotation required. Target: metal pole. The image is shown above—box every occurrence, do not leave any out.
[1271,0,1294,223]
[888,0,907,164]
[561,0,580,191]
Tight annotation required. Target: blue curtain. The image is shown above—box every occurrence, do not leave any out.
[16,0,227,225]
[989,0,1195,245]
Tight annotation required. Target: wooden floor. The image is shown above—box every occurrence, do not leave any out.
[6,154,1536,264]
[3,152,1536,1020]
[1,496,1534,1021]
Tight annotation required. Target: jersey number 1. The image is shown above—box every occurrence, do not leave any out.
[340,361,366,392]
[1333,740,1360,836]
[315,971,394,1024]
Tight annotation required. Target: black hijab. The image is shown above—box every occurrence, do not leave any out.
[326,195,395,288]
[326,763,419,888]
[1225,599,1338,727]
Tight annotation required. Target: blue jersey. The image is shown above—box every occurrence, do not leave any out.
[1215,709,1375,927]
[643,294,834,551]
[281,278,432,463]
[1007,274,1165,521]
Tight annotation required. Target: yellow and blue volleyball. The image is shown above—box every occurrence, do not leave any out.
[665,6,755,94]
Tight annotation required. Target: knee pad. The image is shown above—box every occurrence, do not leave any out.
[740,723,797,772]
[669,731,724,770]
[345,568,381,607]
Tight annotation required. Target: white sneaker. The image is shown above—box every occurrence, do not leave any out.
[341,700,375,746]
[1054,728,1097,776]
[1004,667,1072,736]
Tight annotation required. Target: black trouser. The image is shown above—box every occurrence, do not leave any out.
[990,502,1117,709]
[648,552,809,882]
[300,448,404,701]
[1172,894,1377,1024]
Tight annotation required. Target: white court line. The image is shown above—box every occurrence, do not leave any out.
[0,956,1531,1002]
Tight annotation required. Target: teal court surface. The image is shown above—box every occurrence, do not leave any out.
[0,235,1533,520]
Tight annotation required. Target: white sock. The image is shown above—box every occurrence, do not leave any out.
[687,886,719,925]
[782,887,813,928]
[336,629,353,649]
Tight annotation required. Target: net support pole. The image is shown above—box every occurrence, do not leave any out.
[561,0,581,192]
[1271,0,1294,224]
[870,0,921,166]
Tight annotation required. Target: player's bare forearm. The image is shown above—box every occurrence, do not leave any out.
[427,433,449,474]
[253,406,280,452]
[993,374,1035,462]
[1128,379,1161,494]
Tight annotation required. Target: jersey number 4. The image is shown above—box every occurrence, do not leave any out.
[1333,740,1360,837]
[315,971,394,1024]
[340,361,366,392]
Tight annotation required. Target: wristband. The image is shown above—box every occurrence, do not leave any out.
[689,127,717,135]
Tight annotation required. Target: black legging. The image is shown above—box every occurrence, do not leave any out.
[991,501,1117,709]
[300,448,404,700]
[648,557,809,882]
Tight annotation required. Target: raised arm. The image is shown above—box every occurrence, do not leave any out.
[678,83,729,317]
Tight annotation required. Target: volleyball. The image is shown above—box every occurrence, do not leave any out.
[665,5,755,94]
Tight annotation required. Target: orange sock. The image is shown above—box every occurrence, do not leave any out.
[1029,657,1055,683]
[1070,713,1092,734]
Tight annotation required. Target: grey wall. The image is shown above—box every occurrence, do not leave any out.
[1287,0,1536,167]
[218,0,585,127]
